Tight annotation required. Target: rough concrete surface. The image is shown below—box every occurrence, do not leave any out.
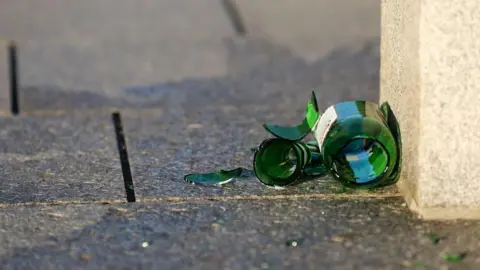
[1,198,479,270]
[381,0,480,218]
[0,113,124,203]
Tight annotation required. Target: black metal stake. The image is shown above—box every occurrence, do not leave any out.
[221,0,247,36]
[8,41,19,115]
[112,112,136,202]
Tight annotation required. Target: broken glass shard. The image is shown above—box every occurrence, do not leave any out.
[380,101,403,185]
[306,140,319,147]
[425,232,441,245]
[334,186,347,194]
[263,91,320,141]
[184,167,253,185]
[443,252,467,262]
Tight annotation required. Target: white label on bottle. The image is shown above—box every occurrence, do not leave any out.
[313,105,338,150]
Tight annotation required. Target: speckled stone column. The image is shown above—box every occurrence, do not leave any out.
[380,0,480,219]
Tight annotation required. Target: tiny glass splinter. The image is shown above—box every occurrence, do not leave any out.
[184,167,253,185]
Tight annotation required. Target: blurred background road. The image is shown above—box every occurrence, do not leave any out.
[0,0,380,111]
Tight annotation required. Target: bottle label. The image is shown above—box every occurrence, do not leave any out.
[313,105,338,149]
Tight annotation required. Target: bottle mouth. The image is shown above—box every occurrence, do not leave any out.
[331,138,389,184]
[253,139,310,187]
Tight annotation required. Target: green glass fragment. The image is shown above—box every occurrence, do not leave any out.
[413,261,426,268]
[263,92,320,141]
[443,252,466,262]
[425,232,441,245]
[306,140,319,147]
[184,167,253,185]
[380,101,403,185]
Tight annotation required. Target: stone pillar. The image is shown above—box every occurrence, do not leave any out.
[380,0,480,219]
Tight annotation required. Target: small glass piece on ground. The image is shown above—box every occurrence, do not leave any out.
[443,252,467,262]
[425,232,441,245]
[184,167,253,185]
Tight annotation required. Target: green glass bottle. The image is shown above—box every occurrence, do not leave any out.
[311,100,402,189]
[260,92,402,189]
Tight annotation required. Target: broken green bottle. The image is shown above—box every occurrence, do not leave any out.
[262,92,402,189]
[253,138,306,187]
